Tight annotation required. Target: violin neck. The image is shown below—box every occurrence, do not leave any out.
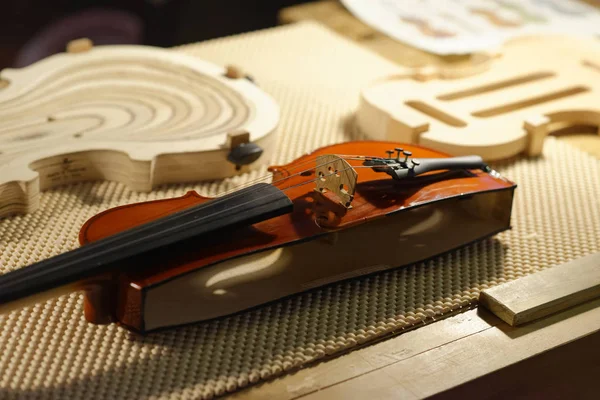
[0,183,293,312]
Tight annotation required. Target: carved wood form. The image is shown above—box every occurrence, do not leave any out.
[357,36,600,160]
[0,41,279,217]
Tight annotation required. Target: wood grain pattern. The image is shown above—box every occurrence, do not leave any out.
[430,330,600,399]
[0,43,279,218]
[479,252,600,326]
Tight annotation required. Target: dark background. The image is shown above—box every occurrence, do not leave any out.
[0,0,311,69]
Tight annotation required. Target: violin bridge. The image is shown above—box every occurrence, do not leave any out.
[315,155,358,208]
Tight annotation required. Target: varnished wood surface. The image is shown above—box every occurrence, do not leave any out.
[81,141,514,287]
[78,141,515,330]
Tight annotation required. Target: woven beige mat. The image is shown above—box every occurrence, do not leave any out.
[1,22,599,399]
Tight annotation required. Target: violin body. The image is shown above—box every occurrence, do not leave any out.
[77,141,516,333]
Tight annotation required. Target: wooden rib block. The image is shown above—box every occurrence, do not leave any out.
[479,252,600,326]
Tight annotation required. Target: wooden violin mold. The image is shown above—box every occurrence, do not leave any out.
[0,40,279,218]
[357,36,600,160]
[75,141,514,333]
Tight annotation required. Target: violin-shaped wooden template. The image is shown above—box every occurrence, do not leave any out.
[0,40,279,218]
[0,141,516,333]
[357,36,600,160]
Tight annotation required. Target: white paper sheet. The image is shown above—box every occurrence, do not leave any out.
[342,0,600,55]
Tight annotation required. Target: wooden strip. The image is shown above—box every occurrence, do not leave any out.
[316,300,600,400]
[479,252,600,326]
[229,310,497,400]
[232,298,600,399]
[430,331,600,399]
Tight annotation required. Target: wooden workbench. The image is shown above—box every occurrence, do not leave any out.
[232,300,600,399]
[209,2,600,398]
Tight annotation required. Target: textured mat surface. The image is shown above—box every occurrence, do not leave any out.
[1,22,599,399]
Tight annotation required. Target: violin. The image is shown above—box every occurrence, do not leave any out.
[0,141,516,333]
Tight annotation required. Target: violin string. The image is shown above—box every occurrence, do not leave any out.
[186,151,473,222]
[149,163,362,240]
[213,157,318,196]
[214,154,387,197]
[200,157,402,219]
[194,162,401,225]
[187,159,353,214]
[214,155,341,196]
[179,152,403,225]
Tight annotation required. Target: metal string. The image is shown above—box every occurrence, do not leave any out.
[134,155,386,233]
[214,154,387,197]
[172,162,399,233]
[121,162,363,248]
